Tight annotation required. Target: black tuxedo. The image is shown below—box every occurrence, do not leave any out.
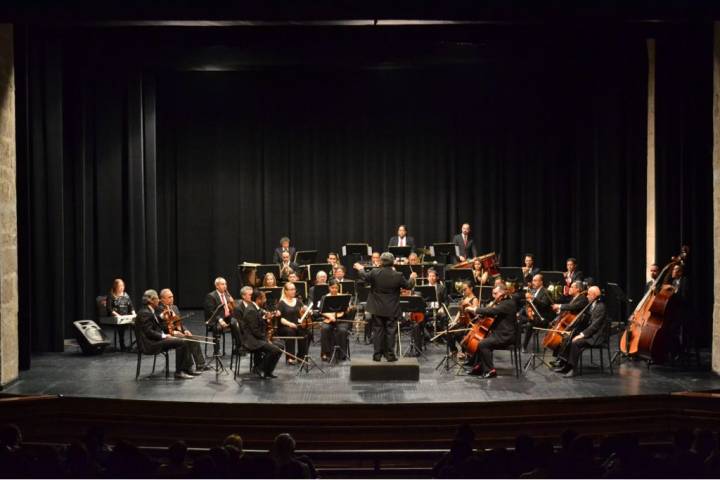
[558,294,589,314]
[388,236,415,249]
[136,306,192,373]
[471,296,518,373]
[452,234,478,261]
[520,286,554,350]
[357,266,415,358]
[272,246,297,264]
[204,290,234,354]
[559,301,607,368]
[238,302,282,375]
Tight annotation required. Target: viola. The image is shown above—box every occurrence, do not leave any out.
[162,304,184,334]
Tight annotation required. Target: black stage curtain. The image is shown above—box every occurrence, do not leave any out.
[22,25,715,363]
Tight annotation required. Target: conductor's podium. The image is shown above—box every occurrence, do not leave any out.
[349,357,420,381]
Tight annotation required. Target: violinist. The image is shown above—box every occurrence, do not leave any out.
[451,281,479,360]
[426,268,447,329]
[521,254,540,286]
[239,290,283,379]
[318,279,355,362]
[203,277,235,356]
[554,286,606,377]
[276,282,310,364]
[519,274,554,352]
[158,289,210,372]
[465,283,518,378]
[562,258,583,300]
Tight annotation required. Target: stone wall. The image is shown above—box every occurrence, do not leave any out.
[0,24,18,386]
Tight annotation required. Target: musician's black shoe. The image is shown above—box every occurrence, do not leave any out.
[373,354,382,362]
[556,366,572,375]
[482,369,497,379]
[174,372,193,380]
[563,369,577,378]
[199,364,213,372]
[385,354,398,362]
[469,365,483,376]
[186,369,202,376]
[251,366,264,378]
[264,372,278,379]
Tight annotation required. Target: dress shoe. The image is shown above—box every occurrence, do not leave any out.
[186,370,202,376]
[482,369,497,379]
[174,372,193,380]
[552,365,567,372]
[385,355,398,362]
[251,366,264,378]
[200,364,214,371]
[549,360,559,367]
[373,355,382,362]
[469,365,484,376]
[563,369,577,378]
[264,372,278,379]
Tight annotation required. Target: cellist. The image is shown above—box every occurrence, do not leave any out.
[464,283,518,378]
[548,281,588,363]
[450,281,479,360]
[158,288,211,373]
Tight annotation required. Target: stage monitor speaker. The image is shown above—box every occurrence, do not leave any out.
[350,358,419,381]
[73,320,111,355]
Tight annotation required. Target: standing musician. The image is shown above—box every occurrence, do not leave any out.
[521,254,541,286]
[548,281,588,360]
[318,279,355,362]
[239,290,283,379]
[669,263,691,357]
[449,281,479,360]
[105,278,136,351]
[278,251,299,282]
[203,277,235,356]
[136,289,194,380]
[388,224,415,249]
[158,289,210,373]
[354,252,417,362]
[276,282,310,364]
[452,223,478,263]
[562,258,583,300]
[519,274,554,352]
[464,284,518,378]
[272,237,296,265]
[554,286,607,377]
[645,263,660,293]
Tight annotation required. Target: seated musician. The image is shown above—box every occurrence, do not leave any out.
[272,236,296,265]
[239,290,283,379]
[332,265,347,282]
[471,258,490,285]
[327,252,340,269]
[450,281,479,360]
[371,251,382,268]
[519,274,555,352]
[231,286,253,343]
[408,253,421,265]
[318,279,355,362]
[400,287,426,357]
[465,283,518,378]
[521,254,540,286]
[262,272,279,288]
[646,263,660,293]
[158,288,210,372]
[278,251,299,282]
[426,268,447,330]
[203,277,235,356]
[137,289,194,380]
[562,257,584,301]
[288,271,300,282]
[553,286,607,377]
[105,278,136,351]
[276,282,310,364]
[548,280,588,361]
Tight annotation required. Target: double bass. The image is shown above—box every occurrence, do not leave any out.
[619,247,688,363]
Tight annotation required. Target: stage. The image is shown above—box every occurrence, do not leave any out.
[4,315,718,405]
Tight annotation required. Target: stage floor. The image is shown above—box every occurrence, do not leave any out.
[5,315,719,405]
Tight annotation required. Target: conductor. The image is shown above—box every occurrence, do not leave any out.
[354,252,417,362]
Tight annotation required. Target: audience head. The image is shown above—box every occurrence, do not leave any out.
[223,434,244,453]
[272,433,297,460]
[167,440,188,465]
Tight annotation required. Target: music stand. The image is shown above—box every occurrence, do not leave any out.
[605,282,631,366]
[389,246,412,259]
[399,295,427,358]
[414,285,437,303]
[523,300,553,372]
[257,264,281,284]
[259,287,282,310]
[542,271,565,285]
[342,243,371,258]
[308,263,333,284]
[311,284,330,306]
[445,268,474,298]
[292,281,308,302]
[431,243,459,265]
[319,294,352,365]
[499,266,524,283]
[339,280,356,296]
[294,250,317,266]
[396,264,412,280]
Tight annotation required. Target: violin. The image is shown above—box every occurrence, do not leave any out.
[162,304,184,335]
[450,293,478,328]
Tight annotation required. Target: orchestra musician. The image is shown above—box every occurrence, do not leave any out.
[562,258,583,300]
[426,268,447,329]
[105,278,136,351]
[548,280,588,361]
[521,254,541,285]
[450,281,479,360]
[471,258,490,285]
[239,290,283,379]
[400,286,425,356]
[371,252,382,267]
[158,288,210,372]
[203,277,234,356]
[669,263,691,357]
[332,265,347,282]
[272,237,296,265]
[318,279,355,362]
[354,252,417,362]
[327,252,340,269]
[645,263,660,293]
[519,274,554,352]
[553,286,607,377]
[276,282,310,364]
[388,225,415,249]
[278,251,299,282]
[136,289,194,380]
[262,272,279,288]
[465,283,518,378]
[231,286,254,345]
[452,223,478,263]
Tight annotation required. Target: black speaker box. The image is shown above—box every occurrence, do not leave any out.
[73,320,111,355]
[350,358,420,381]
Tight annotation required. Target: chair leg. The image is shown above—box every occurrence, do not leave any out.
[600,346,605,373]
[136,352,142,380]
[165,352,169,379]
[152,354,157,374]
[607,344,614,374]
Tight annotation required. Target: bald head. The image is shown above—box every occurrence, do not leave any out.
[587,286,601,301]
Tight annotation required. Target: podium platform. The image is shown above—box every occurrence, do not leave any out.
[350,357,420,381]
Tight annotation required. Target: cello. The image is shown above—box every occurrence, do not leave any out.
[619,246,688,363]
[541,291,590,351]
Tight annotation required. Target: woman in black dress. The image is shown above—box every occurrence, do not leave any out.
[106,278,136,351]
[276,282,310,364]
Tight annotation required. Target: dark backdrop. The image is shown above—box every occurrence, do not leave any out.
[15,24,713,367]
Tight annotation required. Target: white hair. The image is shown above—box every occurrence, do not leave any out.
[214,277,226,287]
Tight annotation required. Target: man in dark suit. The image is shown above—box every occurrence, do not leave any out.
[203,277,234,355]
[645,263,660,293]
[670,263,692,356]
[136,289,194,379]
[239,290,283,378]
[426,268,448,329]
[465,284,518,378]
[452,223,478,263]
[519,274,555,352]
[521,254,541,285]
[562,258,584,300]
[555,286,607,377]
[272,237,296,265]
[354,252,417,361]
[157,288,210,372]
[278,250,300,281]
[388,225,415,249]
[548,280,588,361]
